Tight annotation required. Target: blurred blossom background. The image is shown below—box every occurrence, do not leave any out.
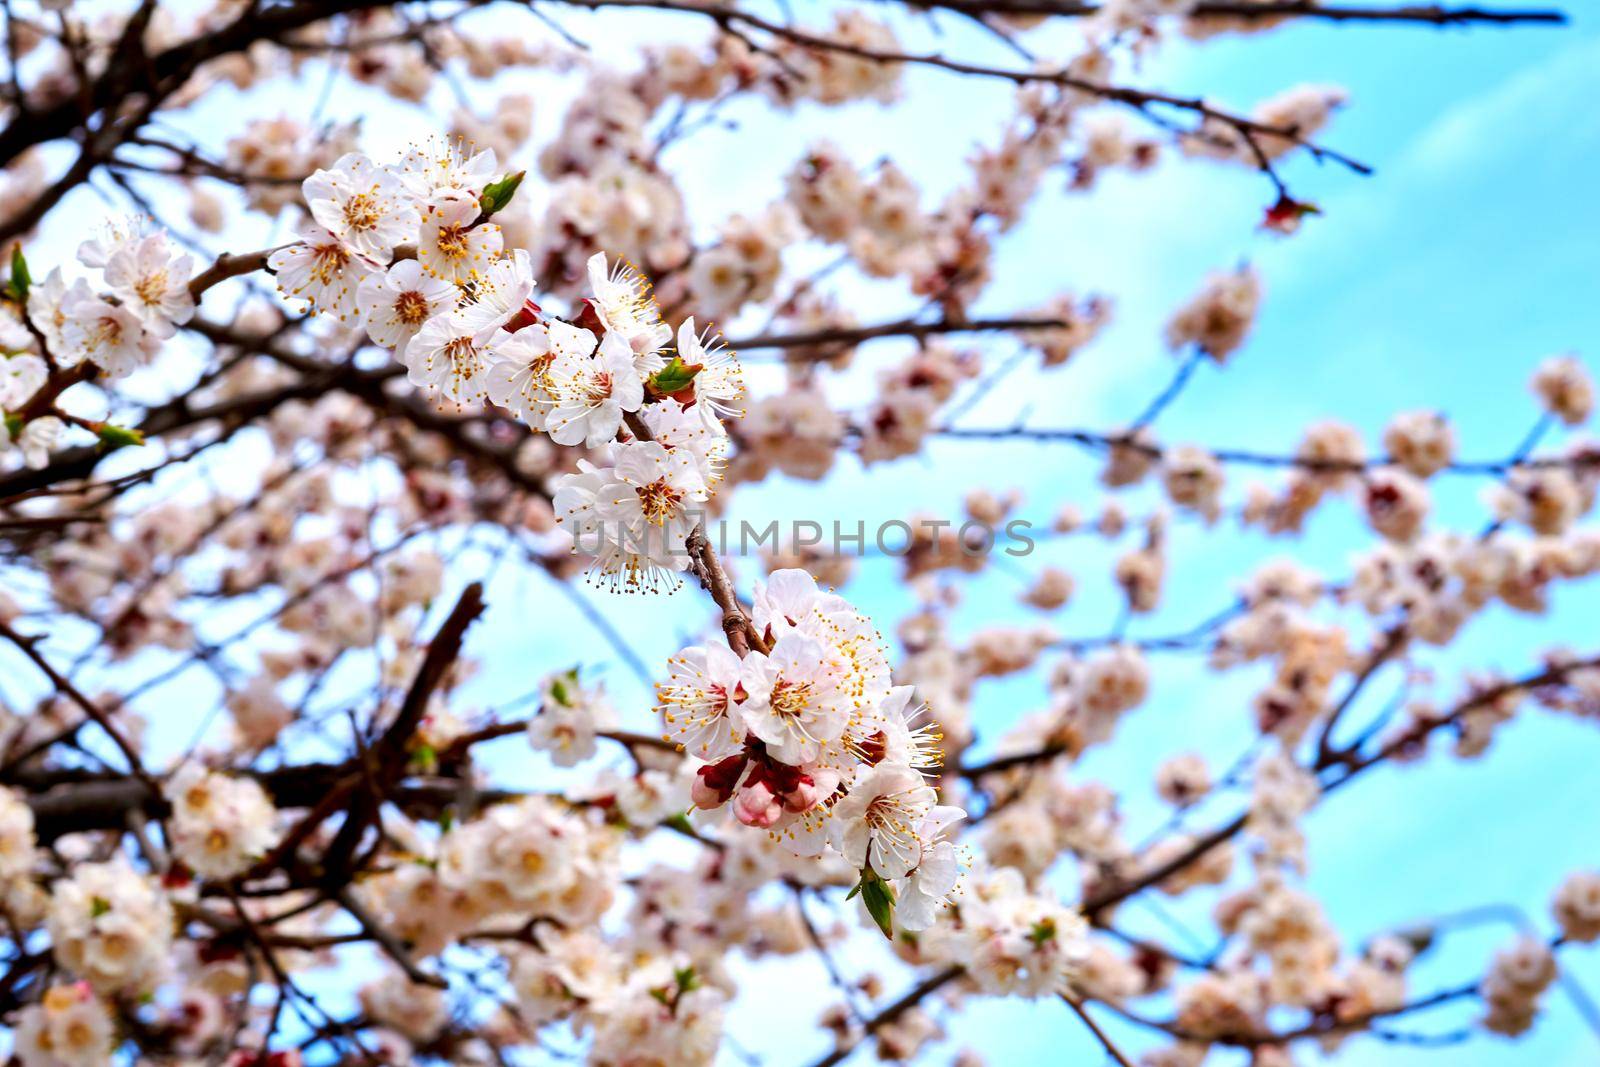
[4,0,1600,1064]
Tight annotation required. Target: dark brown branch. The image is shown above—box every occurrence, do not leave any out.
[1315,625,1407,767]
[188,246,287,299]
[379,583,487,778]
[623,409,767,656]
[321,582,485,880]
[0,0,395,171]
[958,743,1068,778]
[1195,1,1563,21]
[554,0,1374,178]
[333,886,447,989]
[912,1,1565,25]
[0,618,158,793]
[726,316,1077,354]
[1061,992,1137,1067]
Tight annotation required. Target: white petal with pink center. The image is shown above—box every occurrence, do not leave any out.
[404,310,499,404]
[102,232,194,337]
[269,222,379,322]
[418,193,503,285]
[303,151,419,264]
[659,641,747,760]
[483,323,556,426]
[357,259,458,356]
[456,249,537,340]
[59,293,157,378]
[831,761,937,880]
[546,329,645,447]
[739,634,851,767]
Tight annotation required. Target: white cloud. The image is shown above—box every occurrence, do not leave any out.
[1400,32,1600,181]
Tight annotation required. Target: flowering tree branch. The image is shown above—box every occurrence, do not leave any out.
[0,2,1593,1065]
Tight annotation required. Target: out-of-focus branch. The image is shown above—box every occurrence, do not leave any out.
[1080,653,1600,921]
[728,315,1076,353]
[321,581,485,880]
[333,886,447,989]
[554,0,1374,179]
[0,0,395,170]
[1061,992,1136,1067]
[809,965,966,1067]
[934,423,1600,477]
[912,1,1565,26]
[0,618,158,794]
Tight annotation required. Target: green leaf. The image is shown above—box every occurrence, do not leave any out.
[409,742,438,774]
[860,871,897,941]
[479,171,526,217]
[3,413,21,440]
[850,868,898,939]
[96,423,146,451]
[664,811,694,835]
[90,896,112,918]
[6,246,30,302]
[646,355,701,401]
[548,666,581,707]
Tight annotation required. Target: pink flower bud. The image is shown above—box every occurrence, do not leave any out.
[733,781,782,828]
[692,753,747,810]
[505,299,544,333]
[781,768,840,813]
[692,772,729,810]
[781,774,819,813]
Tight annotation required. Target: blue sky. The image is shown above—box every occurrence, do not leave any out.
[6,2,1600,1064]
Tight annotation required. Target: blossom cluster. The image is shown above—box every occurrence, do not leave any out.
[2,3,1596,1066]
[12,983,117,1067]
[46,857,174,996]
[919,864,1092,995]
[1,222,196,469]
[362,795,620,956]
[32,224,196,376]
[263,143,749,591]
[1480,936,1558,1036]
[164,764,281,880]
[525,667,620,767]
[660,568,965,932]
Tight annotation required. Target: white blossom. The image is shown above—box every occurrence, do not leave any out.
[303,151,420,263]
[405,310,499,403]
[546,327,644,447]
[101,231,194,336]
[357,258,458,357]
[418,192,503,284]
[269,222,380,321]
